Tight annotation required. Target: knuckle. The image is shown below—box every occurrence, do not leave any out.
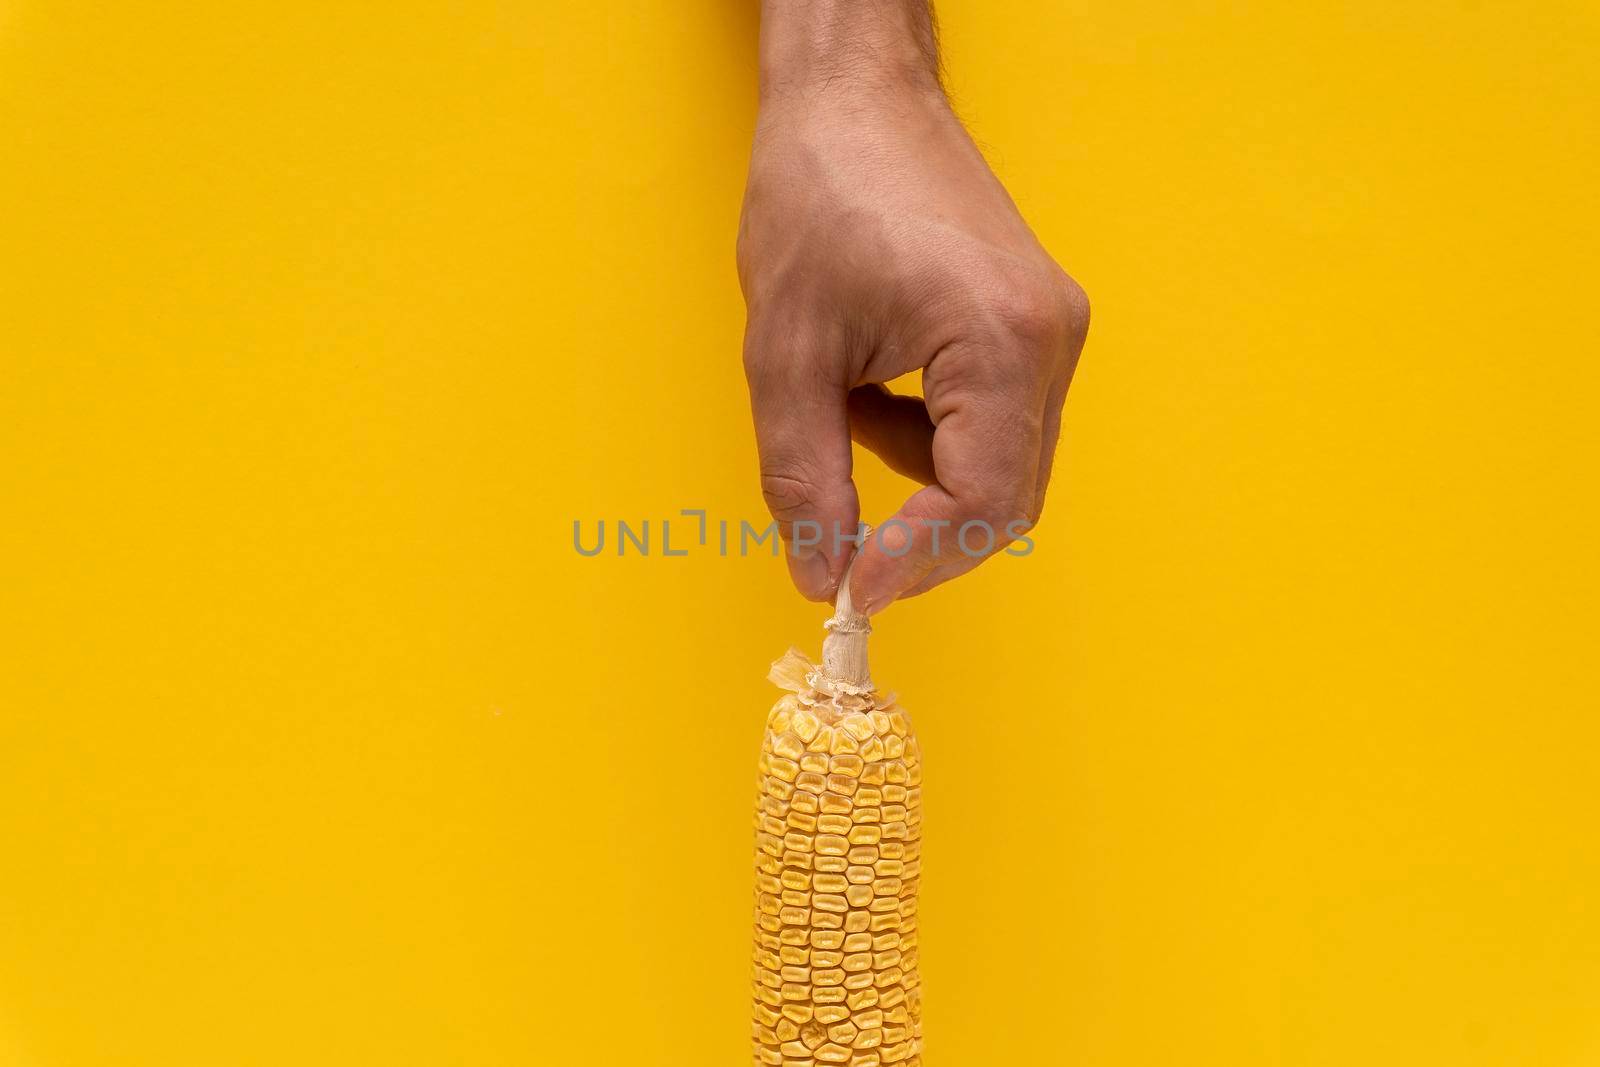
[742,314,834,390]
[1003,501,1037,534]
[992,277,1065,348]
[966,490,1033,538]
[758,467,819,522]
[741,337,765,383]
[987,270,1091,354]
[1057,272,1091,347]
[741,317,777,381]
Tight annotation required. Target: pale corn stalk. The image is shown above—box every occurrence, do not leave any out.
[751,578,924,1067]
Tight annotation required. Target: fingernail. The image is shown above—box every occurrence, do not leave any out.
[788,549,834,601]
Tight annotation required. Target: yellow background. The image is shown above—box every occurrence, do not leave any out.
[3,1,1598,1064]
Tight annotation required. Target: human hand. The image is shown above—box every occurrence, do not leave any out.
[738,8,1089,615]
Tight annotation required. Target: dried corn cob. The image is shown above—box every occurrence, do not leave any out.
[752,582,923,1067]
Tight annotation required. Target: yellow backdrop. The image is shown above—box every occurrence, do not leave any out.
[3,2,1598,1064]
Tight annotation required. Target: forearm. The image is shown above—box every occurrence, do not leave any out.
[757,0,943,101]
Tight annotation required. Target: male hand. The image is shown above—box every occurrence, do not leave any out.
[738,9,1088,615]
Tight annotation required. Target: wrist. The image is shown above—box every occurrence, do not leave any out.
[758,0,943,105]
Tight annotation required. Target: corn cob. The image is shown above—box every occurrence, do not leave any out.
[752,582,923,1067]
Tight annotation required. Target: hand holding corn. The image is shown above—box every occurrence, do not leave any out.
[738,0,1090,613]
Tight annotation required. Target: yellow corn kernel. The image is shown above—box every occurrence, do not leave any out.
[796,770,828,794]
[815,835,850,856]
[811,929,845,950]
[812,873,849,894]
[840,714,876,742]
[770,697,797,734]
[819,792,853,815]
[790,707,819,742]
[815,1004,850,1025]
[830,754,865,778]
